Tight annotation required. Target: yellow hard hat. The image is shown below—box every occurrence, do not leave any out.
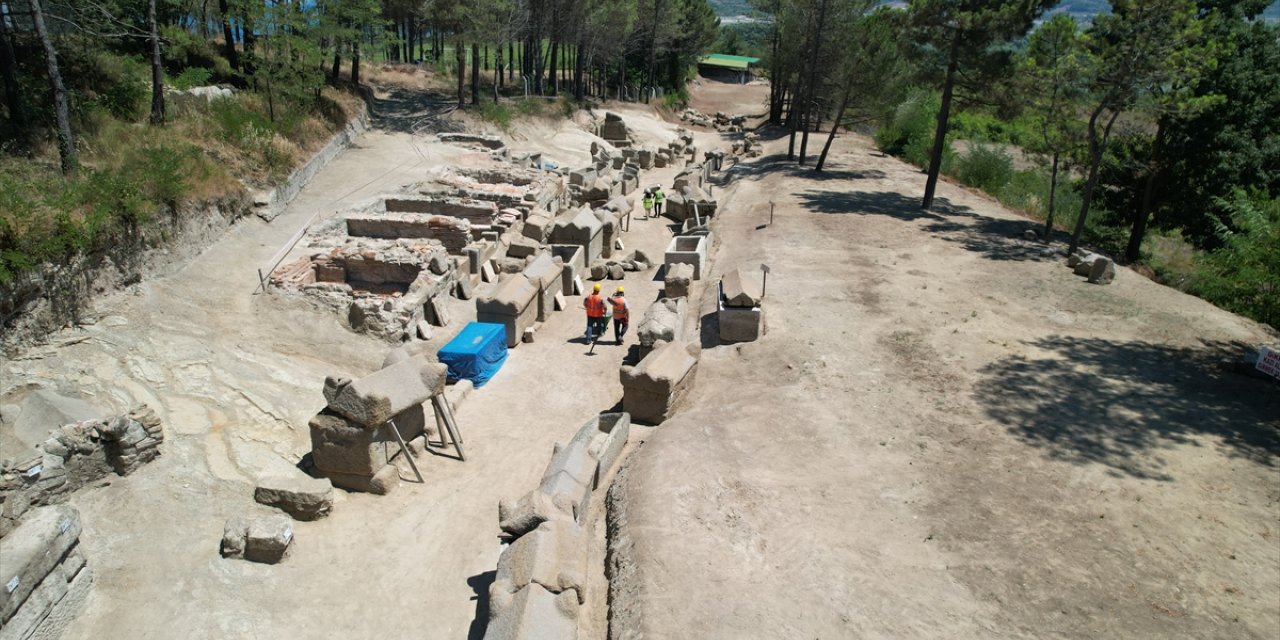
[593,283,601,291]
[616,286,625,293]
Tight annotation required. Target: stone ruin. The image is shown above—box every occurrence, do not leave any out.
[1,403,165,637]
[719,268,766,343]
[308,354,449,494]
[1,405,164,538]
[680,108,747,132]
[488,413,631,640]
[620,340,700,425]
[2,504,92,640]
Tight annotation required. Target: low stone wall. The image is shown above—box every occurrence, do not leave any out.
[487,413,631,639]
[0,505,92,640]
[0,405,164,538]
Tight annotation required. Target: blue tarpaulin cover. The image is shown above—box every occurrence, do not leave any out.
[438,322,508,387]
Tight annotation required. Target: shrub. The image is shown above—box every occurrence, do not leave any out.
[479,100,513,130]
[171,67,214,91]
[1188,190,1280,326]
[875,88,948,168]
[955,143,1014,193]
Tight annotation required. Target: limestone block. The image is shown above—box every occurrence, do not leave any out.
[254,475,335,521]
[476,274,540,348]
[540,468,591,523]
[719,306,765,343]
[455,276,474,300]
[541,442,598,492]
[0,505,81,623]
[607,264,625,280]
[485,583,579,640]
[1,563,68,640]
[322,356,447,428]
[722,269,764,307]
[664,263,694,298]
[620,340,700,425]
[507,237,541,260]
[548,245,585,295]
[308,410,381,476]
[637,298,688,348]
[323,464,400,495]
[243,515,294,564]
[567,413,631,483]
[493,518,588,604]
[220,517,249,558]
[1088,257,1116,284]
[16,561,91,640]
[522,214,553,243]
[664,235,708,280]
[550,208,604,265]
[523,253,564,322]
[499,491,571,537]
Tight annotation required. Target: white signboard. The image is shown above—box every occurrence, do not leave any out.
[1257,346,1280,379]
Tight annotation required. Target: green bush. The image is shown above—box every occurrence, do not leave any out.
[955,143,1014,193]
[171,67,214,91]
[1188,190,1280,326]
[875,88,949,168]
[479,101,513,130]
[84,54,148,121]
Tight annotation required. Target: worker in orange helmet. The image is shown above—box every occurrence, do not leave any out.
[584,283,608,343]
[608,286,630,345]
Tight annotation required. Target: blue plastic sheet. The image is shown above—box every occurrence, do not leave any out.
[438,323,508,388]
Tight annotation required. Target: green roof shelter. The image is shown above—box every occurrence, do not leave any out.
[697,54,761,83]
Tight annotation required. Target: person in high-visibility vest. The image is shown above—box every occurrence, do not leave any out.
[642,191,654,218]
[608,286,630,345]
[652,187,665,219]
[584,283,608,342]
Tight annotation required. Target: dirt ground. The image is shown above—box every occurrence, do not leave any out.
[1,75,1276,640]
[607,83,1280,639]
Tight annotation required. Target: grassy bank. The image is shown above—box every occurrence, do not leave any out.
[0,50,361,285]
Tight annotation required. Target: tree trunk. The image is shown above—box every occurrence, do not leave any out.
[331,43,341,82]
[0,3,27,129]
[1042,152,1060,242]
[495,45,503,100]
[352,40,361,85]
[471,43,480,105]
[28,0,76,173]
[549,39,558,95]
[646,0,661,100]
[148,0,165,125]
[922,41,959,211]
[218,0,238,71]
[1069,109,1121,254]
[574,38,586,101]
[456,40,465,108]
[816,82,853,172]
[1125,120,1166,262]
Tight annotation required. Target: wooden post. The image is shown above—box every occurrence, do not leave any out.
[386,418,424,483]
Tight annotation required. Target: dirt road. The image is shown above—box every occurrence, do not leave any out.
[607,111,1280,638]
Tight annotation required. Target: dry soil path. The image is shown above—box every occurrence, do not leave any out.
[607,117,1280,638]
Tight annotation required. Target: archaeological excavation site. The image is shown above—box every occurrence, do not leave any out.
[2,50,1277,640]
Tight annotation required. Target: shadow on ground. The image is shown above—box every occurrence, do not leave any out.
[466,570,497,640]
[974,336,1280,481]
[370,87,462,135]
[797,189,953,222]
[714,154,888,187]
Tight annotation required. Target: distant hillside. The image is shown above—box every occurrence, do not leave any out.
[708,0,1279,20]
